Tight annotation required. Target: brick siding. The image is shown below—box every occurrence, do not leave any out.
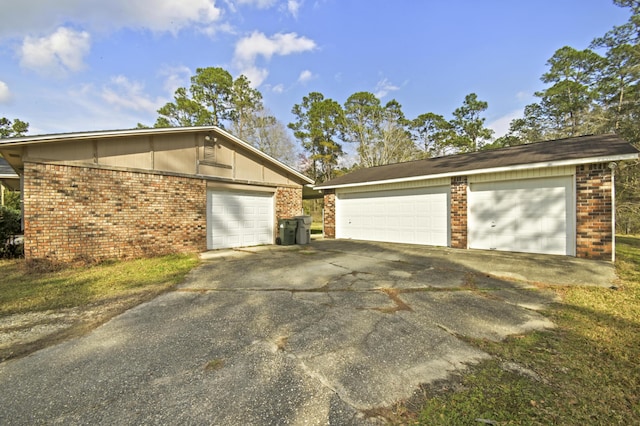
[576,163,613,260]
[450,176,468,249]
[323,190,336,238]
[23,163,207,262]
[275,186,303,224]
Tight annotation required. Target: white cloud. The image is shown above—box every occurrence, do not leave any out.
[373,78,400,99]
[0,80,12,104]
[233,31,316,87]
[17,83,158,134]
[20,27,91,76]
[101,75,163,113]
[235,0,277,8]
[297,69,314,84]
[159,65,193,95]
[240,66,270,88]
[288,0,302,17]
[0,0,224,40]
[271,83,285,93]
[487,109,523,138]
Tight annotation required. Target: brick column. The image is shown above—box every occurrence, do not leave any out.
[576,163,613,260]
[450,176,468,249]
[323,190,336,238]
[275,187,302,220]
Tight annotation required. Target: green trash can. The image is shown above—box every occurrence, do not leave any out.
[277,218,297,245]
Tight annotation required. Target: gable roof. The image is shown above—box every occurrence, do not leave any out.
[0,126,314,185]
[316,134,639,189]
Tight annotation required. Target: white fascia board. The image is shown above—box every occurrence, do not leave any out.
[0,126,221,145]
[314,153,639,190]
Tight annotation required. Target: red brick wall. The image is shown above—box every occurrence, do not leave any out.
[450,176,468,249]
[23,163,207,262]
[576,163,613,260]
[323,190,336,238]
[275,186,303,222]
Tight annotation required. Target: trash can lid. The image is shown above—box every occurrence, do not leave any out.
[294,215,312,225]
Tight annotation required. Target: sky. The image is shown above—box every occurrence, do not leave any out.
[0,0,632,141]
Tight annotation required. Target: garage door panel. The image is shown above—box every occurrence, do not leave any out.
[207,190,274,250]
[336,186,449,246]
[469,176,574,256]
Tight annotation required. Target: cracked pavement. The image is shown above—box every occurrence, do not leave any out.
[0,239,614,425]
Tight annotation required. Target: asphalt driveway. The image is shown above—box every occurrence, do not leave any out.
[0,240,615,425]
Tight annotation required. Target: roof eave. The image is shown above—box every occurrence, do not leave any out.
[0,126,314,186]
[314,153,639,190]
[0,126,220,146]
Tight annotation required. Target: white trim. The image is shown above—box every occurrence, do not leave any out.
[0,126,217,144]
[315,153,638,190]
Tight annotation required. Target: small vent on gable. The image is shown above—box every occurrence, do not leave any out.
[204,138,216,161]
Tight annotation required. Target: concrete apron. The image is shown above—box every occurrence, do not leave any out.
[0,240,615,425]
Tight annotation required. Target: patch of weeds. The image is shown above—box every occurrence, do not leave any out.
[204,358,225,372]
[461,272,478,289]
[275,335,288,351]
[377,288,413,313]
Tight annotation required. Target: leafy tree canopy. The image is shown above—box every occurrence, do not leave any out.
[0,118,29,139]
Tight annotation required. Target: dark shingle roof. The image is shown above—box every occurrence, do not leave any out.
[316,134,639,188]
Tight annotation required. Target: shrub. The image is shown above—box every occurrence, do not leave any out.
[0,205,22,258]
[2,188,20,211]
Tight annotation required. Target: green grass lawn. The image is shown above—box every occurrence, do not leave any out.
[0,254,199,316]
[386,236,640,425]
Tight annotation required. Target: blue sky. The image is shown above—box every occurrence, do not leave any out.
[0,0,632,139]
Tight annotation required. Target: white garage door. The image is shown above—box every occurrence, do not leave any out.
[468,176,574,255]
[336,186,449,246]
[207,190,274,250]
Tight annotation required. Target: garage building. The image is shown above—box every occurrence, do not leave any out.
[316,134,639,261]
[0,126,313,262]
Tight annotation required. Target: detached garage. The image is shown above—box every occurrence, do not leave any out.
[317,134,639,261]
[0,126,313,262]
